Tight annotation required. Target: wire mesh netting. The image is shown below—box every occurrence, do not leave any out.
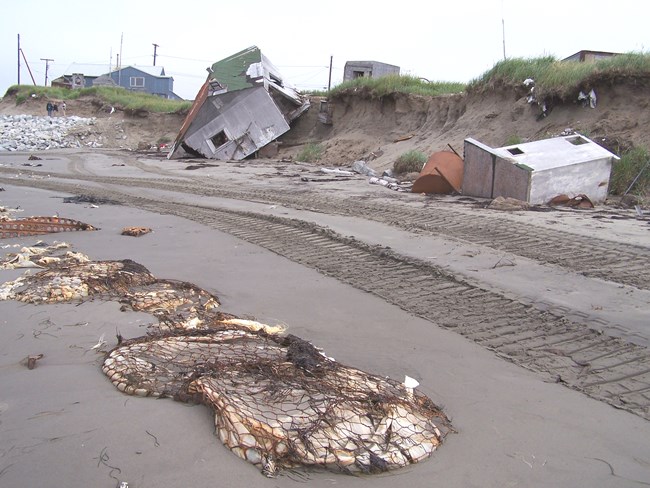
[1,243,452,477]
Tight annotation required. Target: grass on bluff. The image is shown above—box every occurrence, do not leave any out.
[468,52,650,99]
[328,74,466,98]
[5,85,192,114]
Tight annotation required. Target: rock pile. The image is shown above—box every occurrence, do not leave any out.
[0,114,98,152]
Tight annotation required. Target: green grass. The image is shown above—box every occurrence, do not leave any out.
[329,74,466,98]
[296,143,324,163]
[4,85,192,114]
[393,150,427,174]
[610,146,650,196]
[468,52,650,100]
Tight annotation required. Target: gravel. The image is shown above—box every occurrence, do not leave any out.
[0,114,99,152]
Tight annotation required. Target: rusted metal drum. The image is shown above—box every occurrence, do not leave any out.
[412,151,464,194]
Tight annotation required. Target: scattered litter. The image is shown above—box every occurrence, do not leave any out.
[121,227,152,237]
[63,194,119,206]
[488,196,530,211]
[548,194,594,209]
[351,160,377,177]
[394,134,414,143]
[25,353,44,370]
[369,176,405,191]
[320,167,355,176]
[578,89,597,109]
[91,333,106,351]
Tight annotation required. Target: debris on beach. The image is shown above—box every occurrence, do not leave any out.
[463,135,618,205]
[0,216,97,238]
[121,227,152,237]
[25,354,44,370]
[0,245,452,477]
[412,151,463,195]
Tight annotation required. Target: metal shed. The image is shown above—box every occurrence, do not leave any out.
[462,135,619,204]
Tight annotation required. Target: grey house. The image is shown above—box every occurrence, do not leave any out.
[343,61,400,81]
[52,63,181,99]
[168,46,310,160]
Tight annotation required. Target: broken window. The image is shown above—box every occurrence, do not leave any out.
[130,77,145,88]
[269,73,284,87]
[210,130,229,149]
[353,71,365,79]
[507,147,524,155]
[567,136,589,146]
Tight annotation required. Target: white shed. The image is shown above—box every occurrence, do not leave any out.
[462,135,619,204]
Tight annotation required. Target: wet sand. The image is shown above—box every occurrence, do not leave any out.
[1,183,650,488]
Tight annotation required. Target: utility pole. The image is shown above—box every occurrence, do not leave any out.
[152,43,159,66]
[327,55,333,92]
[17,34,21,85]
[40,58,54,86]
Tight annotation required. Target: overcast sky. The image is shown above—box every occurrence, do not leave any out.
[1,0,647,100]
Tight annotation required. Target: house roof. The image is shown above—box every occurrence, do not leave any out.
[208,46,264,92]
[497,135,619,172]
[562,50,620,62]
[61,63,167,78]
[207,45,303,105]
[125,66,167,77]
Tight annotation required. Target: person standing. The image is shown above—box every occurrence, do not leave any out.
[62,101,67,116]
[46,101,53,117]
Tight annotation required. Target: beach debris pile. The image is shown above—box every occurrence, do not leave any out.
[0,244,451,477]
[0,114,97,152]
[0,215,97,239]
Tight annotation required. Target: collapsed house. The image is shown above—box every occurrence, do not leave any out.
[168,46,310,160]
[462,135,619,205]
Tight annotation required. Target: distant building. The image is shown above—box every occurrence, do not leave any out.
[562,50,620,62]
[343,61,400,81]
[51,63,111,89]
[51,63,181,99]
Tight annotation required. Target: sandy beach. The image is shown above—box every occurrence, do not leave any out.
[1,150,650,487]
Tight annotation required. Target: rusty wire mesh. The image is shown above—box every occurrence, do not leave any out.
[1,245,452,476]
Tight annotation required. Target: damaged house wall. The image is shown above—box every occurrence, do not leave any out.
[169,46,309,160]
[343,61,400,81]
[463,135,619,204]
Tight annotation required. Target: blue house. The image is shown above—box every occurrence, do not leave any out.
[52,63,182,100]
[107,66,181,100]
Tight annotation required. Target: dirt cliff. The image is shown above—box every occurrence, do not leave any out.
[283,77,650,172]
[2,76,649,172]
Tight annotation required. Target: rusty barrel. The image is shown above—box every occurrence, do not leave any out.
[412,151,464,194]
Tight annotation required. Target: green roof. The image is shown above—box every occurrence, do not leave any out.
[209,46,262,92]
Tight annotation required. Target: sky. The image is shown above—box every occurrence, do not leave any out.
[1,0,647,101]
